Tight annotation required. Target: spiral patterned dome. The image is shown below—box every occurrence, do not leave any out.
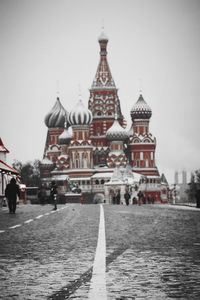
[68,99,93,126]
[44,97,68,128]
[59,126,73,145]
[106,118,129,141]
[131,94,152,120]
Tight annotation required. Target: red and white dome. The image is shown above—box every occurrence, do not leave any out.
[131,94,152,120]
[106,118,129,141]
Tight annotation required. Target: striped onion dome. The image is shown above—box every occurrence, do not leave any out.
[59,125,72,145]
[68,99,93,126]
[131,94,152,120]
[106,118,129,141]
[44,97,68,128]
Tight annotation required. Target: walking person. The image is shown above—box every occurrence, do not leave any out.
[5,178,20,214]
[124,191,130,206]
[50,181,58,210]
[137,190,144,206]
[116,190,121,205]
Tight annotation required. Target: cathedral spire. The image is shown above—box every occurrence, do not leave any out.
[92,30,115,89]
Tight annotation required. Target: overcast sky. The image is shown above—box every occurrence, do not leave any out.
[0,0,200,184]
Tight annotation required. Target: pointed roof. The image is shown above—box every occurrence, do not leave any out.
[91,31,116,89]
[0,160,19,174]
[0,138,9,153]
[161,173,169,185]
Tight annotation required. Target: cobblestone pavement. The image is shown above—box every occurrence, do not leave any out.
[0,203,200,299]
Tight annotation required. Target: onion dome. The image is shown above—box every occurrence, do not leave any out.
[40,156,54,166]
[98,31,109,42]
[106,118,129,141]
[68,99,93,126]
[59,125,72,145]
[131,94,152,120]
[44,97,68,128]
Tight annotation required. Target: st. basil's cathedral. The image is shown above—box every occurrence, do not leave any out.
[40,31,168,203]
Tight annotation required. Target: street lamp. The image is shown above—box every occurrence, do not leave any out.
[173,184,177,205]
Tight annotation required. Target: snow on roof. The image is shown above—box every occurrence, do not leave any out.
[0,160,19,174]
[70,177,91,181]
[0,138,9,153]
[91,173,112,179]
[132,172,142,181]
[51,174,69,181]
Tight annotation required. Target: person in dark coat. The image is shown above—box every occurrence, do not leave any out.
[195,188,200,208]
[50,181,58,210]
[124,191,130,206]
[116,190,121,205]
[5,178,20,214]
[137,191,144,206]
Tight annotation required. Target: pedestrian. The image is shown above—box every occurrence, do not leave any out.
[132,197,137,205]
[124,191,130,206]
[5,178,20,214]
[116,190,121,205]
[137,191,144,206]
[112,193,116,204]
[195,188,200,208]
[50,181,58,210]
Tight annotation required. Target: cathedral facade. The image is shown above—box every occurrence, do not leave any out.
[40,32,168,203]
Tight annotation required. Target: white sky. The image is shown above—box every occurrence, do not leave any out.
[0,0,200,184]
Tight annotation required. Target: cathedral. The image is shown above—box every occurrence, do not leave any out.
[40,31,168,203]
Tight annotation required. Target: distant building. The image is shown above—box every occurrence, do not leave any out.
[0,138,19,197]
[40,32,168,203]
[173,170,189,203]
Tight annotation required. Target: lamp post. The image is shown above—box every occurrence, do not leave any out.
[173,184,177,205]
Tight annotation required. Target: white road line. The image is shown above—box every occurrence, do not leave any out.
[44,212,50,216]
[24,219,33,224]
[88,204,107,300]
[36,214,44,219]
[9,224,22,229]
[0,230,5,233]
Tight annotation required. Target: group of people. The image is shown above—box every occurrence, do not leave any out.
[4,178,58,214]
[112,190,131,206]
[112,189,156,206]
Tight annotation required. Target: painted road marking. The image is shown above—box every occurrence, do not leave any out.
[9,224,22,229]
[0,205,68,232]
[36,214,44,219]
[88,204,107,300]
[24,219,34,224]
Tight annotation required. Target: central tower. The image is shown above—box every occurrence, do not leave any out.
[88,31,125,166]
